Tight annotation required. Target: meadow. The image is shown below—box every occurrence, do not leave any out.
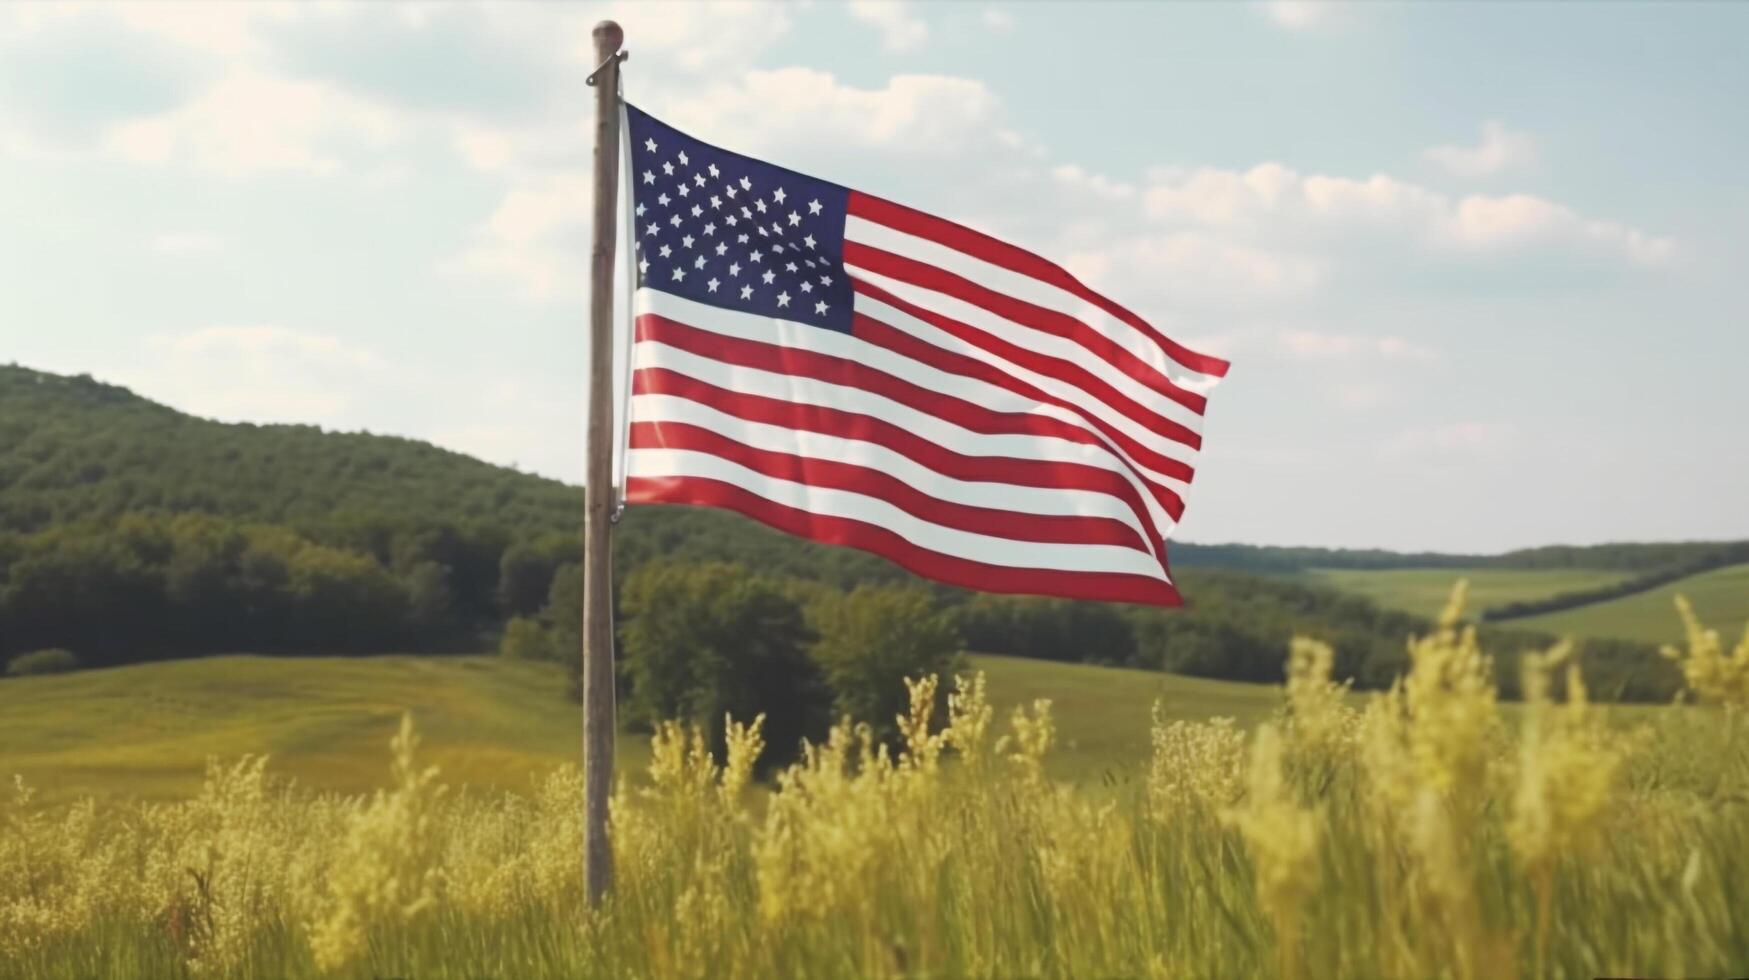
[4,585,1747,979]
[0,652,1284,807]
[1306,566,1633,620]
[1514,562,1749,644]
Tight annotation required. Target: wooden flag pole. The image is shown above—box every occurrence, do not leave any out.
[582,18,625,908]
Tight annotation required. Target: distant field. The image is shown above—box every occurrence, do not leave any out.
[1308,566,1635,620]
[1513,563,1749,646]
[0,653,1290,806]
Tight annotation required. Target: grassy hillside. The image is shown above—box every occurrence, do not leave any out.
[1307,567,1636,620]
[1513,563,1749,645]
[0,652,1291,806]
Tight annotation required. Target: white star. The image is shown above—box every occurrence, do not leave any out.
[776,291,790,307]
[677,184,689,198]
[800,281,813,293]
[681,234,695,248]
[707,277,720,292]
[715,242,728,256]
[787,211,801,227]
[762,270,776,285]
[669,215,682,227]
[671,267,685,281]
[644,138,657,153]
[662,161,674,175]
[687,207,700,221]
[771,243,784,253]
[739,176,752,190]
[658,244,672,258]
[741,206,752,219]
[821,275,833,286]
[814,300,828,315]
[642,170,654,185]
[771,222,784,236]
[678,150,689,166]
[755,199,768,214]
[728,262,741,276]
[657,192,670,207]
[709,195,722,209]
[749,249,763,262]
[737,234,749,244]
[694,174,706,187]
[807,199,822,215]
[726,186,738,199]
[773,187,787,204]
[803,235,816,250]
[703,222,716,235]
[785,262,798,272]
[758,227,769,238]
[635,203,646,217]
[638,257,649,275]
[725,215,738,227]
[694,255,706,269]
[708,163,720,178]
[645,223,658,237]
[740,285,753,300]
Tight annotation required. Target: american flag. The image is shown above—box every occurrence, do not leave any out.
[621,105,1229,607]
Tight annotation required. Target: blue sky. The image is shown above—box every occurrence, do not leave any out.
[2,2,1744,553]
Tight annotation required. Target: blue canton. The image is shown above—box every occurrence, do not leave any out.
[626,105,855,334]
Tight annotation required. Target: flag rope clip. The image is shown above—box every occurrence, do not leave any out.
[585,51,628,87]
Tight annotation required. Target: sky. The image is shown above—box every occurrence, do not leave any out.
[2,1,1745,553]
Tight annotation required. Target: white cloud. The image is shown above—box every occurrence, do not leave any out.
[1424,120,1536,178]
[848,1,929,52]
[1279,330,1438,361]
[1261,1,1338,31]
[981,7,1015,32]
[1383,421,1517,455]
[449,173,595,302]
[149,232,224,256]
[118,326,383,424]
[1142,163,1673,265]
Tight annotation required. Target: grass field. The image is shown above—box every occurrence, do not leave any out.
[0,652,1290,807]
[1306,566,1634,619]
[1511,562,1749,645]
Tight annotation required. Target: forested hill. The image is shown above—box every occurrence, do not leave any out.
[0,366,1684,699]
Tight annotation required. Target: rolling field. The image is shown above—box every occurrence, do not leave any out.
[0,652,1289,807]
[1512,562,1749,645]
[1307,566,1634,619]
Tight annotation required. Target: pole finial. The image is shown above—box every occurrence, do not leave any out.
[593,20,624,55]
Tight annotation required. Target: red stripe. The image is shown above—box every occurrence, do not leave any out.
[845,249,1202,450]
[848,191,1230,380]
[635,312,1187,521]
[630,420,1149,552]
[849,293,1198,486]
[633,365,1174,556]
[842,240,1208,418]
[626,475,1184,607]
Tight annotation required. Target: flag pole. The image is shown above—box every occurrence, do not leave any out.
[582,18,625,908]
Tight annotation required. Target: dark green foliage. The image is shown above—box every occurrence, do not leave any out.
[498,616,555,661]
[617,561,830,766]
[955,595,1137,666]
[1483,542,1749,621]
[807,584,962,744]
[5,648,78,676]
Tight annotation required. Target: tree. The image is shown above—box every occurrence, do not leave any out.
[618,560,828,765]
[808,584,962,744]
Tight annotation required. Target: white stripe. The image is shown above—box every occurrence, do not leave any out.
[849,288,1204,475]
[628,448,1171,580]
[633,392,1157,554]
[630,336,1179,543]
[636,288,1192,517]
[843,253,1207,436]
[846,214,1223,395]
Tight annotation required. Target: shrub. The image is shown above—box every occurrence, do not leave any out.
[808,584,962,743]
[6,647,78,676]
[497,616,554,661]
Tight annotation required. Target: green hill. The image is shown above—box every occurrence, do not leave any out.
[1307,567,1637,621]
[0,652,1289,807]
[1512,563,1749,646]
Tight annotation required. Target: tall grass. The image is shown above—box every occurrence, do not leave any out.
[4,586,1747,979]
